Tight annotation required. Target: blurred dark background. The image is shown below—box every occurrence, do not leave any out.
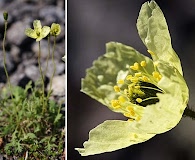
[68,0,195,160]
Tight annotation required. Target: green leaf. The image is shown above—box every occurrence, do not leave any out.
[75,120,155,156]
[136,0,183,75]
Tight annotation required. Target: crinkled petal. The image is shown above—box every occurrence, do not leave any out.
[136,0,182,75]
[75,120,155,156]
[130,93,184,134]
[157,60,189,103]
[25,28,37,39]
[81,42,154,112]
[40,26,50,39]
[33,20,42,30]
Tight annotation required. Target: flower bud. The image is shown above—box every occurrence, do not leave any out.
[3,11,8,21]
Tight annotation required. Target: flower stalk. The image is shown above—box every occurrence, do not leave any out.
[47,36,57,98]
[3,11,13,99]
[37,41,46,113]
[183,105,195,120]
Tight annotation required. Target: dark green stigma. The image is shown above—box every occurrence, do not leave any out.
[130,81,163,107]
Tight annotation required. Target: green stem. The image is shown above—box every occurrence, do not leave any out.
[183,105,195,120]
[3,20,13,99]
[44,35,51,80]
[47,36,56,98]
[38,41,45,113]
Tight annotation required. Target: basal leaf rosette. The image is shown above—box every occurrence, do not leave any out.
[76,0,189,156]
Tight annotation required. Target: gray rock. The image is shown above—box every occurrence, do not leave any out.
[42,59,64,78]
[32,40,52,60]
[10,64,25,86]
[0,50,15,73]
[24,64,40,82]
[39,5,64,24]
[10,45,20,63]
[47,74,65,96]
[7,21,28,46]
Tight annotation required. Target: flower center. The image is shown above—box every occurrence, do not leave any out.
[111,60,165,121]
[127,81,163,107]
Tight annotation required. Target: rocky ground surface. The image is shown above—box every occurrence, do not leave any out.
[0,0,65,103]
[0,0,65,159]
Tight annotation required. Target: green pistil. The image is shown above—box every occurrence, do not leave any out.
[130,81,163,107]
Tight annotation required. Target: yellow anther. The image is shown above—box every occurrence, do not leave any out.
[130,77,138,83]
[142,76,149,82]
[113,105,121,109]
[135,85,140,89]
[118,96,126,103]
[147,50,155,55]
[126,106,135,116]
[126,106,133,111]
[130,62,139,70]
[152,71,160,78]
[111,100,119,108]
[126,75,132,80]
[136,98,142,103]
[140,61,146,67]
[124,112,131,118]
[156,74,162,81]
[117,79,124,84]
[111,100,121,109]
[114,85,120,92]
[135,72,142,77]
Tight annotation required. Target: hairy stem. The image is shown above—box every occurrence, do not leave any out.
[3,19,13,99]
[44,35,51,79]
[38,41,46,113]
[47,36,57,98]
[183,105,195,120]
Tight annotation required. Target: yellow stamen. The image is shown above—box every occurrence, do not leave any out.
[130,77,138,83]
[140,61,146,67]
[113,105,121,109]
[118,96,126,103]
[135,85,140,89]
[152,71,159,78]
[130,62,139,70]
[126,106,135,116]
[117,79,124,84]
[111,100,119,108]
[114,85,120,92]
[147,50,155,55]
[124,112,131,118]
[135,72,142,77]
[136,98,142,103]
[126,75,132,80]
[142,76,149,82]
